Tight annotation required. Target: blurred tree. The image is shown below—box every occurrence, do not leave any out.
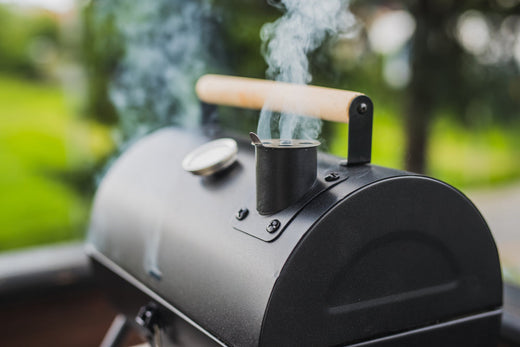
[82,3,121,124]
[404,0,466,173]
[82,0,277,131]
[357,0,520,173]
[0,5,59,79]
[83,0,520,174]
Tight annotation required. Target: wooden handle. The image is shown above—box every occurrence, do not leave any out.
[195,74,363,123]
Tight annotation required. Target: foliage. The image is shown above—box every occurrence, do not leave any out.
[0,5,59,79]
[82,2,121,124]
[349,1,520,172]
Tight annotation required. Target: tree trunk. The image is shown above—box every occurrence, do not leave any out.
[404,1,436,174]
[404,90,432,174]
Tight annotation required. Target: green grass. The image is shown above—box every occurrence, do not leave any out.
[0,74,112,250]
[428,119,520,187]
[330,108,520,189]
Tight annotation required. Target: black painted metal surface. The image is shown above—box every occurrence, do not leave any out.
[261,176,502,346]
[254,138,319,215]
[347,95,373,165]
[87,126,502,346]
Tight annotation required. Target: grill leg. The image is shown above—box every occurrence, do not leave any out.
[100,314,130,347]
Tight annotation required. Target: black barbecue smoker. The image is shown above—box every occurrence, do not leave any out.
[88,75,502,347]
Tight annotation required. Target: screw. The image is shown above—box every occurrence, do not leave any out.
[236,208,249,221]
[266,219,281,233]
[135,303,159,331]
[357,102,368,114]
[325,172,340,182]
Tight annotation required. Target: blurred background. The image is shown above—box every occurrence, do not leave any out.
[0,0,519,346]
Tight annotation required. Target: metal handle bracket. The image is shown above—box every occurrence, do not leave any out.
[346,95,373,165]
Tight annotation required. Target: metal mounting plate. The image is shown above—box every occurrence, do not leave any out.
[232,170,349,242]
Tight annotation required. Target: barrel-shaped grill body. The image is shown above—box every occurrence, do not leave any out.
[87,127,502,347]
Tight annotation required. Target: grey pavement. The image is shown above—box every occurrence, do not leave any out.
[467,183,520,273]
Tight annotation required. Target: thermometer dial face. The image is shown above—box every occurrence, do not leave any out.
[182,138,238,176]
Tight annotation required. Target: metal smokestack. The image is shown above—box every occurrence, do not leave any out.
[250,132,319,215]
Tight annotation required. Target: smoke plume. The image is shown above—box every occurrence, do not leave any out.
[90,0,219,278]
[258,0,357,140]
[92,0,219,143]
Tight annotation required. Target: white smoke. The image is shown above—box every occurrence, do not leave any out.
[91,0,220,278]
[92,0,218,143]
[258,0,357,140]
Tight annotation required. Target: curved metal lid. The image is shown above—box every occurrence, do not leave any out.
[182,138,238,176]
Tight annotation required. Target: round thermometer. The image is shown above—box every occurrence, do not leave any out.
[182,138,238,176]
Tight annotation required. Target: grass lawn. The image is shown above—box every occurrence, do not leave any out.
[330,108,520,189]
[0,74,112,251]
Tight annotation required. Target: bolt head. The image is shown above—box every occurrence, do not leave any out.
[236,208,249,221]
[266,219,281,233]
[325,172,340,182]
[357,102,368,114]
